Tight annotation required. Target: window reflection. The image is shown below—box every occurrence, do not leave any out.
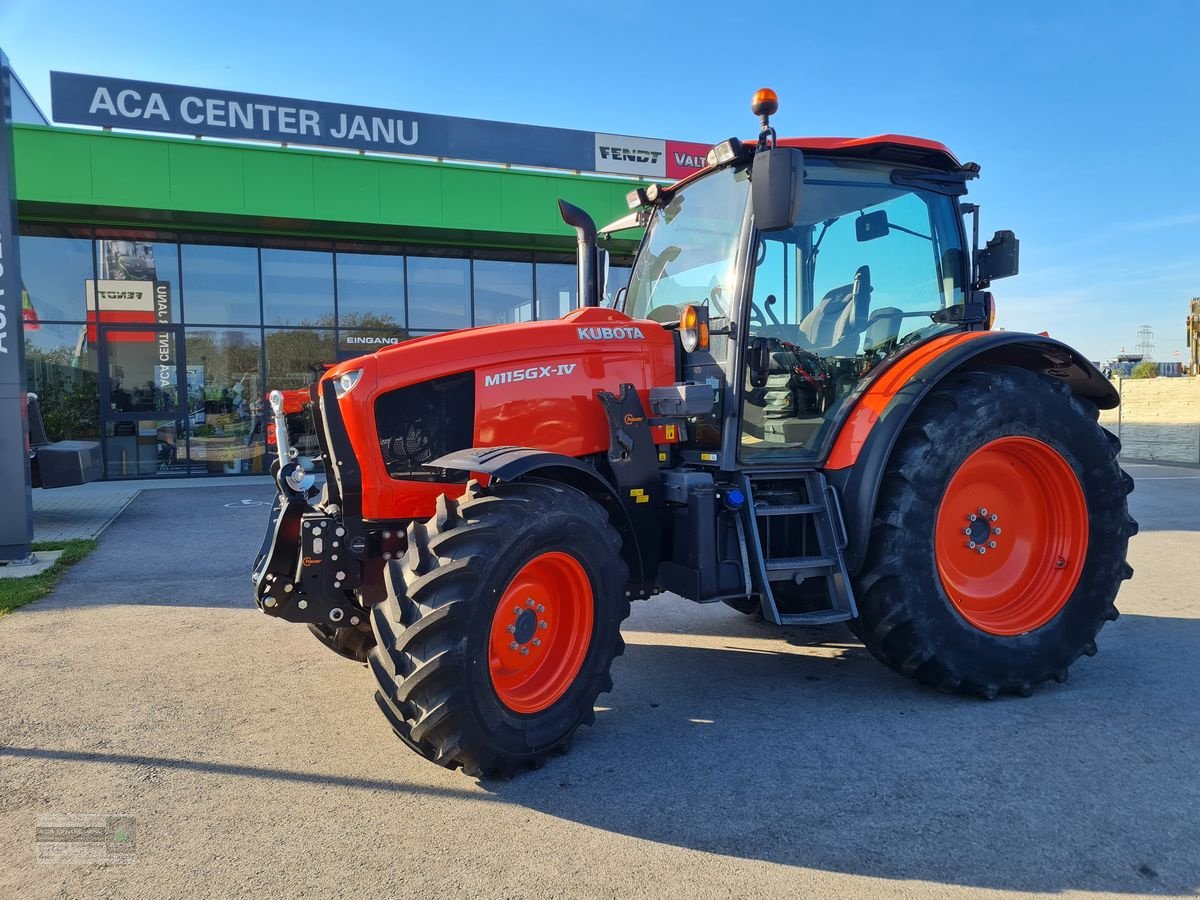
[262,248,334,326]
[24,322,100,441]
[536,262,576,320]
[473,259,534,325]
[184,329,266,474]
[265,328,335,462]
[181,244,260,325]
[408,256,470,330]
[19,234,94,321]
[336,252,406,325]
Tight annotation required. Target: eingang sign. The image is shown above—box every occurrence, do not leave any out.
[50,72,708,179]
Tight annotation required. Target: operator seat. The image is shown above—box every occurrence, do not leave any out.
[798,265,872,356]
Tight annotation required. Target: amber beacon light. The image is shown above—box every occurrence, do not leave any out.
[751,87,779,117]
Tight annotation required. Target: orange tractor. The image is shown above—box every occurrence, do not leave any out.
[253,91,1135,775]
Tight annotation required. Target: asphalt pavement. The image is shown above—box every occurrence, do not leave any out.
[0,464,1196,898]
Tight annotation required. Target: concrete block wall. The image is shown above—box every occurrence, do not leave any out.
[1099,377,1200,464]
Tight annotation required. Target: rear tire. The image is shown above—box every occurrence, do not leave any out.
[369,479,629,775]
[851,366,1136,697]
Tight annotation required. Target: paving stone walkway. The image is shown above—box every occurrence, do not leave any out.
[31,476,275,542]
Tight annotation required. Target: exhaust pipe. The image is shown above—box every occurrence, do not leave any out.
[558,199,599,308]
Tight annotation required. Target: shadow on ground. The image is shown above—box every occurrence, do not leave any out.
[3,612,1195,894]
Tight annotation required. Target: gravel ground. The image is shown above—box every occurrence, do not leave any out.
[0,465,1196,899]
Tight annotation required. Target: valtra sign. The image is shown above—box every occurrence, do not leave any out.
[50,72,708,180]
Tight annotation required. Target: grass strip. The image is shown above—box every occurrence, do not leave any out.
[0,540,97,617]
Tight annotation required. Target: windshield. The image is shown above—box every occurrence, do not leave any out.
[623,166,751,324]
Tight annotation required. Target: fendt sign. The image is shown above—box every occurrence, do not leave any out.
[50,72,708,180]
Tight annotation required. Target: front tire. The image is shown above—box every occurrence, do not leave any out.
[369,479,629,775]
[852,366,1136,697]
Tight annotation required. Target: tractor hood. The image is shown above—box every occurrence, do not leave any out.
[319,306,678,520]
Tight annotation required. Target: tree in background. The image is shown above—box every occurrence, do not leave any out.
[1130,361,1158,379]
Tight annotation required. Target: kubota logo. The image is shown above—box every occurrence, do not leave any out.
[577,326,645,341]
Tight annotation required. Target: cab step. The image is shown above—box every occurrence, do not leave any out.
[740,472,858,627]
[764,556,836,580]
[779,609,853,626]
[754,502,823,516]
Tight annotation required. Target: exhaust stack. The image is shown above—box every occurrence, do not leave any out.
[558,199,599,308]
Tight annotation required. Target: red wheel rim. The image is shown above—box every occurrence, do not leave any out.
[488,551,594,714]
[935,436,1089,636]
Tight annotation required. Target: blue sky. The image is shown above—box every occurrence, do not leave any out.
[3,0,1197,362]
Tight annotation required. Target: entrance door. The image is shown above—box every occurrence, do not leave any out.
[99,323,199,477]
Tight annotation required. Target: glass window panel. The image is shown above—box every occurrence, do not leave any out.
[23,321,101,441]
[183,328,267,474]
[262,249,334,327]
[337,328,408,358]
[104,418,188,478]
[264,328,335,463]
[535,263,577,320]
[407,256,469,330]
[473,259,534,326]
[181,244,261,325]
[606,264,632,307]
[95,235,181,323]
[336,252,406,327]
[265,328,335,390]
[19,234,93,321]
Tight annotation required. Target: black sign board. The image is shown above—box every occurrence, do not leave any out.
[1,49,34,561]
[50,71,599,172]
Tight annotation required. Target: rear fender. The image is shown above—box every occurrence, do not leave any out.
[428,446,648,586]
[824,331,1119,575]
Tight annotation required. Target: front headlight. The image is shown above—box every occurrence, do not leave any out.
[333,369,363,398]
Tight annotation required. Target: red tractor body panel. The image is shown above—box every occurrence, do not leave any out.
[324,306,677,520]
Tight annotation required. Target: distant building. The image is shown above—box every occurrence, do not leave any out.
[1188,298,1200,376]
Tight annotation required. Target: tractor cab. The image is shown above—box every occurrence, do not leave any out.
[610,96,996,469]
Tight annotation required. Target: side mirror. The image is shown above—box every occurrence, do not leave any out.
[748,337,772,388]
[977,229,1019,283]
[856,210,889,242]
[751,147,804,232]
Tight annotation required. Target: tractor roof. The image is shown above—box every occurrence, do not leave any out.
[775,135,962,171]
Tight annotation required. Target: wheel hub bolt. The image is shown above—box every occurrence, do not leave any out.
[990,513,999,522]
[513,607,522,615]
[506,624,516,634]
[533,638,542,647]
[993,527,1002,535]
[968,513,978,521]
[526,598,536,608]
[536,604,545,613]
[539,620,548,630]
[963,528,972,536]
[978,547,987,555]
[979,507,988,516]
[520,646,530,656]
[988,541,997,548]
[509,641,518,650]
[968,541,977,549]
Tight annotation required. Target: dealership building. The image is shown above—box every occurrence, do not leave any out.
[6,67,705,480]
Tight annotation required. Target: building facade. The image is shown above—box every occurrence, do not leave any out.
[16,123,641,479]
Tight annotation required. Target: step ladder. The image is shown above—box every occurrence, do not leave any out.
[740,472,858,626]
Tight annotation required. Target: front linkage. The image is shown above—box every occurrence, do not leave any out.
[251,387,398,641]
